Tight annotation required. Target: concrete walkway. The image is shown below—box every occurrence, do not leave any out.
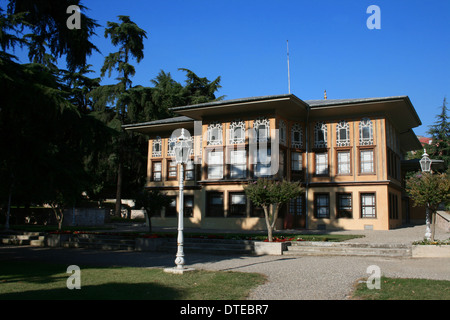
[0,224,448,300]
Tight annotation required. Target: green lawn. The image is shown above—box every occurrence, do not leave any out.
[0,261,266,300]
[352,276,450,300]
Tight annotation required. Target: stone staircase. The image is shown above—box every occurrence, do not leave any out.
[0,232,45,246]
[61,233,136,251]
[284,241,412,258]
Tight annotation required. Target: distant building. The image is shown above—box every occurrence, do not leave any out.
[124,94,423,231]
[417,135,433,147]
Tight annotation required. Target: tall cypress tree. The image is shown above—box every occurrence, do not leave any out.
[427,97,450,170]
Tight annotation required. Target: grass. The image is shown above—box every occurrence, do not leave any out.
[351,276,450,300]
[0,261,266,300]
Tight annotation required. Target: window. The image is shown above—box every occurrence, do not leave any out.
[229,149,247,179]
[229,193,247,217]
[167,136,176,157]
[337,150,351,175]
[165,197,177,217]
[207,122,223,145]
[360,149,374,174]
[389,193,399,220]
[184,195,194,217]
[290,195,305,216]
[167,160,177,179]
[152,161,162,181]
[207,150,223,179]
[253,147,272,177]
[337,193,352,218]
[253,117,270,142]
[291,123,303,149]
[314,194,330,218]
[361,193,376,218]
[336,121,350,147]
[279,120,287,145]
[291,152,302,172]
[185,159,195,181]
[250,202,265,217]
[206,192,224,217]
[314,122,327,148]
[359,118,373,145]
[152,137,162,157]
[229,120,245,144]
[315,152,328,175]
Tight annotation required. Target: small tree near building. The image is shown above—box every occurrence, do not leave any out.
[244,179,303,242]
[406,172,450,241]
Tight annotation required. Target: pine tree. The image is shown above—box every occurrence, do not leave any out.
[427,97,450,170]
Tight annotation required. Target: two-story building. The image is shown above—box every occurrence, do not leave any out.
[123,94,422,231]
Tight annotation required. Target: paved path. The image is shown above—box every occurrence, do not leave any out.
[1,224,449,300]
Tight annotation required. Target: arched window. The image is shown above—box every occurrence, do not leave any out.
[253,117,270,142]
[207,122,223,145]
[336,121,350,147]
[229,120,245,144]
[279,120,287,145]
[291,123,303,149]
[314,122,327,148]
[359,118,373,145]
[152,136,162,157]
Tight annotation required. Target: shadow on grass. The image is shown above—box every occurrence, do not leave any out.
[0,261,181,300]
[0,282,181,300]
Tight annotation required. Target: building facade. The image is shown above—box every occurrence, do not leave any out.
[124,94,422,231]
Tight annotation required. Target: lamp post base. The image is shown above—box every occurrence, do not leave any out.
[163,267,195,274]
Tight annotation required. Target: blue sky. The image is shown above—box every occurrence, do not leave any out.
[8,1,450,136]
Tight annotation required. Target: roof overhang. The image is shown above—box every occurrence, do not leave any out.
[122,116,194,136]
[169,94,309,120]
[306,96,422,133]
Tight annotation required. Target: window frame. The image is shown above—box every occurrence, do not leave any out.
[336,193,353,219]
[206,148,224,180]
[314,151,329,176]
[228,192,247,217]
[360,192,376,218]
[151,160,162,182]
[336,148,352,175]
[206,192,224,217]
[314,193,330,218]
[359,147,375,175]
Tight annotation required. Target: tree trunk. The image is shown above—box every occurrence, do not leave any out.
[262,205,273,242]
[431,211,436,241]
[5,181,13,230]
[114,160,123,217]
[145,210,152,234]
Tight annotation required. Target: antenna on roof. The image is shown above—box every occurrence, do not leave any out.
[287,40,291,94]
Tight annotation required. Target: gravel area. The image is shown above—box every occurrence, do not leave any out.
[0,224,448,300]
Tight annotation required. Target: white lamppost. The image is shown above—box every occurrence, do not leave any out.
[164,129,194,274]
[419,149,432,240]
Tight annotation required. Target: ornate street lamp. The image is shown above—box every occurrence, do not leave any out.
[419,149,433,240]
[164,129,194,274]
[419,149,432,173]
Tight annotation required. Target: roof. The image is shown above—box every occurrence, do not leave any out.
[123,93,423,151]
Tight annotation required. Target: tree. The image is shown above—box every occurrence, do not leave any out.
[244,179,303,242]
[6,0,99,71]
[405,172,450,241]
[94,15,147,216]
[426,97,450,170]
[134,189,171,233]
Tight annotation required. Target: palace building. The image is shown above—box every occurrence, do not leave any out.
[123,94,422,231]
